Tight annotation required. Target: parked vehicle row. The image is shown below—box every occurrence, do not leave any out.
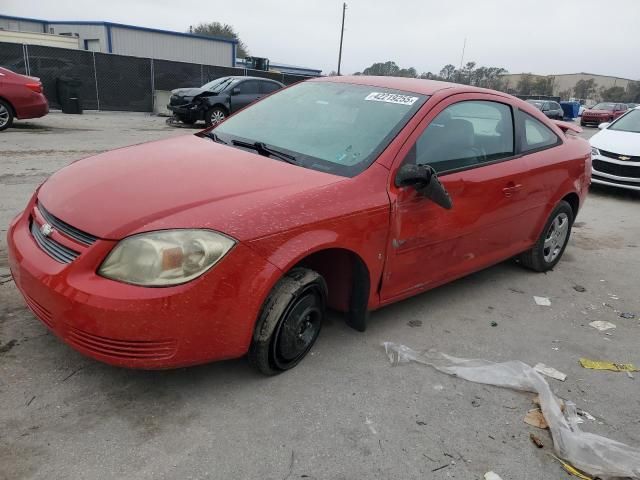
[168,76,284,126]
[0,67,49,131]
[8,76,591,374]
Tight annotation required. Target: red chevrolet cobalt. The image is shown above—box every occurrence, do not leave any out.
[7,77,591,374]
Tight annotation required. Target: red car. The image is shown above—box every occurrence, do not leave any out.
[581,102,628,127]
[7,76,591,374]
[0,67,49,131]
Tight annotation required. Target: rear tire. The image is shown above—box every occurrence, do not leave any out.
[518,201,573,272]
[249,268,327,375]
[0,100,14,131]
[204,107,227,127]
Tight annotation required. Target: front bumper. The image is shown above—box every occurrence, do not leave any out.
[7,200,281,369]
[591,154,640,191]
[167,103,203,119]
[581,116,610,126]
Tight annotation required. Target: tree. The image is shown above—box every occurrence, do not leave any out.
[600,86,626,101]
[532,76,555,96]
[360,61,401,76]
[439,64,456,81]
[190,22,249,58]
[558,88,573,100]
[516,74,536,95]
[624,81,640,102]
[573,79,598,100]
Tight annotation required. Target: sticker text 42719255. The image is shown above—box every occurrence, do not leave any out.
[365,92,419,106]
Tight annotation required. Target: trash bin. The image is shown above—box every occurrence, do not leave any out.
[56,77,83,114]
[560,101,579,120]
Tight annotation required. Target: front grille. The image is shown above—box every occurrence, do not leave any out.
[38,203,97,246]
[66,325,177,360]
[593,160,640,179]
[600,150,640,162]
[30,220,80,263]
[24,294,54,329]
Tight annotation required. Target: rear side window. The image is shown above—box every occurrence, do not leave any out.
[260,81,281,94]
[522,113,559,151]
[237,81,261,94]
[408,100,514,173]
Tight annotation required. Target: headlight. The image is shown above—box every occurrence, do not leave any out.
[591,146,600,157]
[98,229,235,286]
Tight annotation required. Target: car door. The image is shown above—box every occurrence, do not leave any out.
[229,80,262,112]
[381,94,534,302]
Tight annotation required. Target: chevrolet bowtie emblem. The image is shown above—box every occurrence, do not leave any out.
[618,155,631,161]
[40,223,54,237]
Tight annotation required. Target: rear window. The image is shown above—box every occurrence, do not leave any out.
[522,113,559,151]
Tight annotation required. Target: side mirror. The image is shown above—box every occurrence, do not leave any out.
[598,122,610,130]
[395,164,453,209]
[231,87,241,95]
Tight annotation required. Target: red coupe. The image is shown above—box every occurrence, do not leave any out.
[0,67,49,131]
[7,76,591,374]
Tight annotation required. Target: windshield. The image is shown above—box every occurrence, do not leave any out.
[201,77,236,93]
[608,109,640,133]
[213,81,428,177]
[591,103,615,111]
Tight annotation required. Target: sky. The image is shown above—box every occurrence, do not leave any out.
[4,0,640,79]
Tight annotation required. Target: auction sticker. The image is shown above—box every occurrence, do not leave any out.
[365,92,418,105]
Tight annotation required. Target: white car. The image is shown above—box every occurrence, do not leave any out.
[589,106,640,191]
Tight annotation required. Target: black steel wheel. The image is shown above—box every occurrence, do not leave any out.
[249,268,327,375]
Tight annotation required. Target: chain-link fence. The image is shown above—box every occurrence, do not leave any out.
[0,42,315,112]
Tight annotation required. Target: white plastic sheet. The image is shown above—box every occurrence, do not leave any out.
[383,342,640,479]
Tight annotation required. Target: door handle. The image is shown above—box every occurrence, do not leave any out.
[502,183,523,197]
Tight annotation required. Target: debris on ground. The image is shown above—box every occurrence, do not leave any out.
[579,358,638,372]
[534,363,567,381]
[573,285,586,292]
[550,454,594,480]
[534,296,551,306]
[383,342,640,479]
[620,312,636,319]
[576,409,596,422]
[509,287,525,294]
[530,433,544,448]
[483,472,503,480]
[490,321,498,327]
[588,320,616,331]
[524,408,548,429]
[407,319,423,327]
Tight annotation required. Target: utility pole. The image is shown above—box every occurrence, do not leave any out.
[457,37,466,83]
[337,3,347,75]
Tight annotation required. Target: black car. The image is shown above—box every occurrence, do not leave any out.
[168,76,285,126]
[526,100,564,120]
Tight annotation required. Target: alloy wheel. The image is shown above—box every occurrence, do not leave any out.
[543,212,569,263]
[0,104,9,128]
[211,110,225,124]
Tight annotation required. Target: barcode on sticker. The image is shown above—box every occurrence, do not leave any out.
[365,92,418,105]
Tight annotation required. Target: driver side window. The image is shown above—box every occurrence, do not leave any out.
[408,100,514,173]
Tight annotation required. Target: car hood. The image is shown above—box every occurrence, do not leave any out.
[171,87,207,97]
[38,135,346,241]
[591,129,640,156]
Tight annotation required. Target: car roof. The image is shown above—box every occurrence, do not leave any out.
[310,75,512,97]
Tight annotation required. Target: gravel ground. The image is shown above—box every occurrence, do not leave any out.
[1,112,639,480]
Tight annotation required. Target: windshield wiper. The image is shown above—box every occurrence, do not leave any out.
[202,131,228,144]
[231,140,298,165]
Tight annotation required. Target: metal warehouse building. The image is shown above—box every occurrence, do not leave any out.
[0,14,237,67]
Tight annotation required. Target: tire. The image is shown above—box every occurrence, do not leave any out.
[518,201,573,272]
[249,268,327,375]
[204,106,227,127]
[0,99,14,131]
